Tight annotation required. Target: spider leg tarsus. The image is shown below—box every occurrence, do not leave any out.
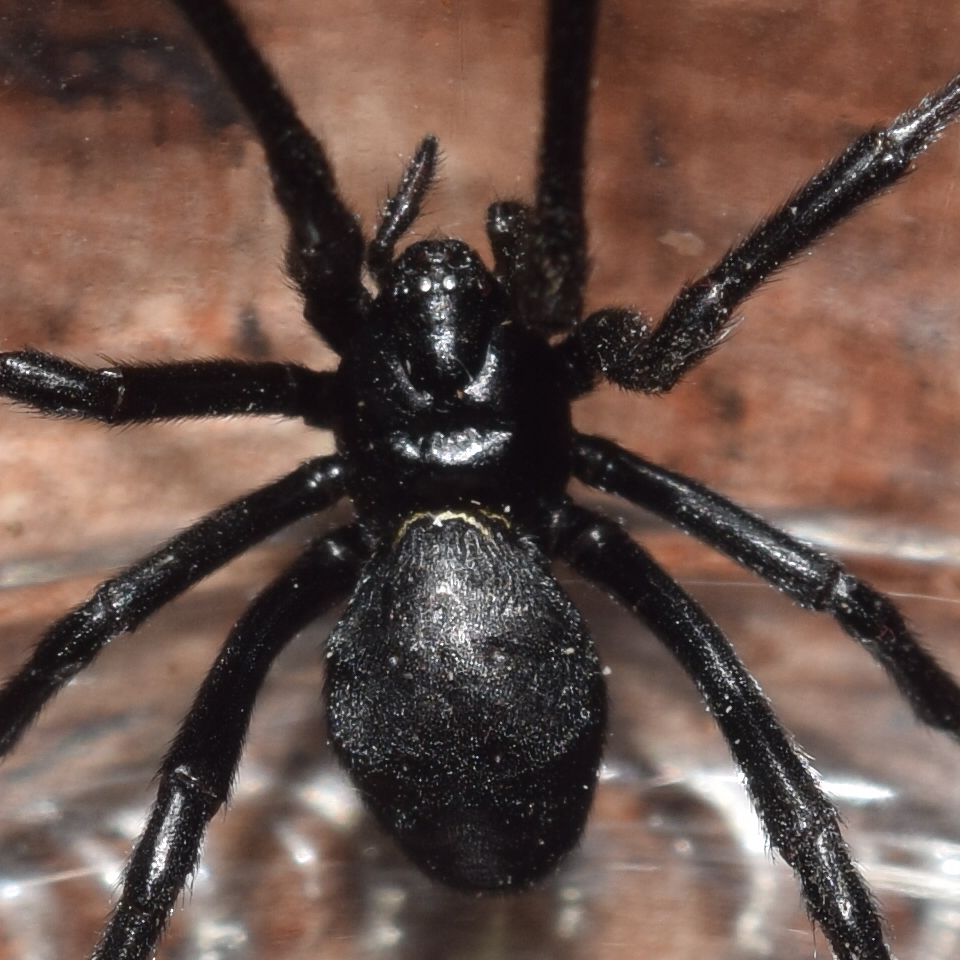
[890,70,960,152]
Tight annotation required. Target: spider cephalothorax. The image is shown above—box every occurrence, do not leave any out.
[336,237,573,527]
[2,1,960,959]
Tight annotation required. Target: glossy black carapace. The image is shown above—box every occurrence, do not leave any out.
[3,1,960,959]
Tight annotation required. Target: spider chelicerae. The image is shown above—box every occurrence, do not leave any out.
[2,1,960,959]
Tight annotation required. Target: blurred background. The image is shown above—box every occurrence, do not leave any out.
[1,0,960,957]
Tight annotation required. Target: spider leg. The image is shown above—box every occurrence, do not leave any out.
[486,200,530,293]
[562,72,960,395]
[0,456,346,758]
[90,525,366,960]
[0,352,336,426]
[573,433,960,735]
[167,0,365,352]
[517,0,599,334]
[554,503,892,960]
[367,135,440,286]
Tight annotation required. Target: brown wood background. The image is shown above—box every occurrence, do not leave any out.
[1,1,960,958]
[1,0,960,558]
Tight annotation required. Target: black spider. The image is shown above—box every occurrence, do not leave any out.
[1,0,960,958]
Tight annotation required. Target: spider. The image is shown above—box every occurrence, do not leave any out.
[1,0,960,958]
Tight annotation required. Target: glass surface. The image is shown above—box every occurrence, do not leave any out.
[1,519,960,960]
[1,0,960,958]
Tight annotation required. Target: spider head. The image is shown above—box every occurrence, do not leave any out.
[375,239,507,399]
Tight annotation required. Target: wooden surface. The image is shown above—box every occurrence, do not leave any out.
[1,1,960,958]
[1,0,960,558]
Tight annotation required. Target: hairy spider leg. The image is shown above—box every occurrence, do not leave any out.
[555,504,890,960]
[562,71,960,395]
[479,0,598,335]
[573,434,960,731]
[2,0,958,956]
[0,457,346,759]
[169,0,366,353]
[174,0,601,340]
[367,135,440,286]
[519,0,597,334]
[91,526,366,960]
[0,352,336,426]
[485,199,529,300]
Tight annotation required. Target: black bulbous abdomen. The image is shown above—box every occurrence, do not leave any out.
[324,512,606,890]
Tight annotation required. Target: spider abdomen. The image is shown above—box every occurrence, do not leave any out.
[324,511,606,890]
